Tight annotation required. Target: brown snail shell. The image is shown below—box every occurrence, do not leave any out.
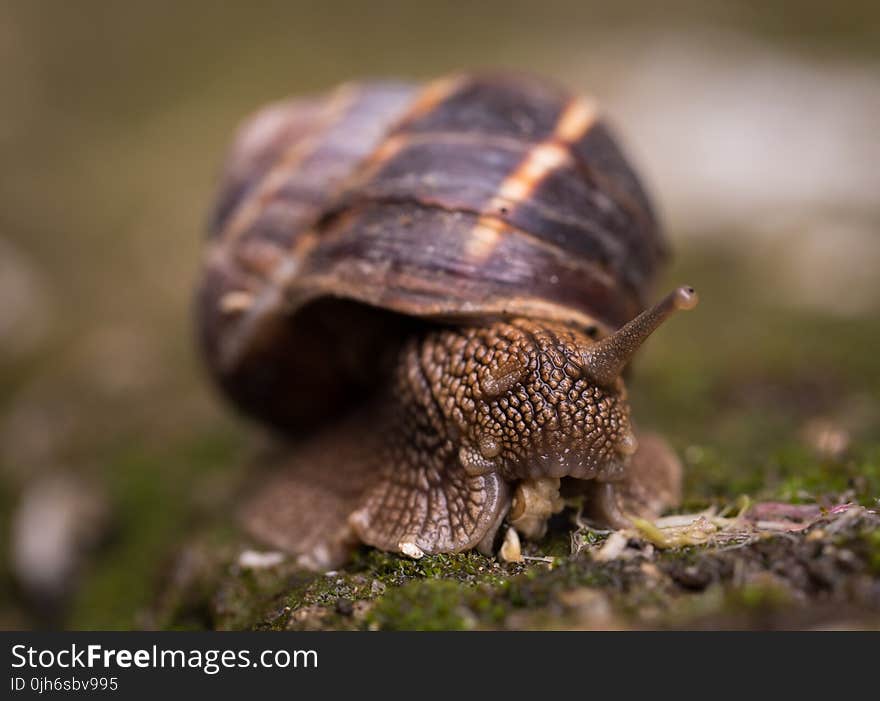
[196,73,695,567]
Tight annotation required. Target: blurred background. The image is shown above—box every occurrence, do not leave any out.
[1,0,878,629]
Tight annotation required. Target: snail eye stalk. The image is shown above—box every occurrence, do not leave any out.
[581,286,698,387]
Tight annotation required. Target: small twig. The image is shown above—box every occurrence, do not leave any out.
[521,555,555,564]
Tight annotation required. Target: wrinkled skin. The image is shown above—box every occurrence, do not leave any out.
[420,320,637,482]
[242,318,682,568]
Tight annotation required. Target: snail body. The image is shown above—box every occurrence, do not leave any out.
[197,74,696,568]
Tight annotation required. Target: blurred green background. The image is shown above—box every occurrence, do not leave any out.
[1,1,878,629]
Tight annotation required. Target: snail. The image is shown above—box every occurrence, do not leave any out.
[196,73,697,569]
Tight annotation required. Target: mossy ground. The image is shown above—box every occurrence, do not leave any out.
[151,506,880,630]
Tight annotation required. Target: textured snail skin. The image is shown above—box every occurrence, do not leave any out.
[201,74,697,567]
[243,312,690,563]
[348,319,636,555]
[420,320,636,482]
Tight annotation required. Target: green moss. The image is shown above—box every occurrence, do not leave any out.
[734,580,793,610]
[368,579,477,630]
[365,555,613,630]
[211,564,281,630]
[68,429,246,629]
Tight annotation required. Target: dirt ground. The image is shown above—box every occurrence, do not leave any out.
[151,503,880,631]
